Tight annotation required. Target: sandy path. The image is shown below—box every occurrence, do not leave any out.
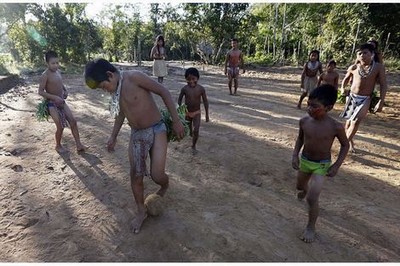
[0,62,399,262]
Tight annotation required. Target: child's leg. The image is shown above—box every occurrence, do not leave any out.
[345,102,370,153]
[128,138,147,234]
[296,171,311,200]
[302,174,325,243]
[63,104,85,151]
[233,77,239,95]
[228,70,233,95]
[297,91,308,109]
[48,107,65,153]
[191,114,201,152]
[149,131,169,197]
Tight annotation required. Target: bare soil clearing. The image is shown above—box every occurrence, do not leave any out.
[0,62,399,262]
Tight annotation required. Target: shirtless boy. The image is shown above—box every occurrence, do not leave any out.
[38,50,86,153]
[178,67,209,154]
[84,58,185,234]
[340,43,388,153]
[224,38,245,95]
[292,84,349,243]
[317,60,339,90]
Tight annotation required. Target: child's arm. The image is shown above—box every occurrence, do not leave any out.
[334,72,339,90]
[340,66,353,95]
[300,64,306,88]
[38,73,64,105]
[317,73,323,87]
[107,111,126,152]
[62,85,68,99]
[177,88,185,106]
[201,87,209,122]
[240,51,245,74]
[327,122,349,177]
[373,64,388,113]
[224,52,230,75]
[292,119,304,170]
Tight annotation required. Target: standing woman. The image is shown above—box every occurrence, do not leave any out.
[151,35,168,83]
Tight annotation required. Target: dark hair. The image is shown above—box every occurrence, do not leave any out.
[45,50,58,62]
[231,38,238,42]
[155,35,165,47]
[356,43,375,53]
[84,58,118,89]
[309,84,337,107]
[309,50,320,61]
[367,39,378,50]
[327,59,336,66]
[185,67,200,79]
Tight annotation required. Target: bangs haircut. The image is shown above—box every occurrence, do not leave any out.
[309,84,337,107]
[185,67,200,79]
[45,50,58,62]
[84,58,117,89]
[356,43,375,53]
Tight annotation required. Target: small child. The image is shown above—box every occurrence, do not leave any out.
[178,67,209,154]
[317,60,339,90]
[292,84,349,243]
[297,50,323,109]
[38,50,86,153]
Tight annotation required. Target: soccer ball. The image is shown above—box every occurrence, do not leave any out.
[144,193,164,216]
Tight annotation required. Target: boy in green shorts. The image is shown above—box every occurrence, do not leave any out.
[292,84,349,243]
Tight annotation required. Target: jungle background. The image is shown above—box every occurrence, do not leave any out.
[1,3,400,74]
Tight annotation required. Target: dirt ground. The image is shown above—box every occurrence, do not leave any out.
[0,61,399,262]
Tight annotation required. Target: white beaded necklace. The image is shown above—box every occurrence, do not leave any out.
[109,72,123,118]
[358,60,375,79]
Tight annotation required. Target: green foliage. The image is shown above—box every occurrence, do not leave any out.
[246,52,275,66]
[2,3,400,68]
[160,104,190,142]
[337,89,347,104]
[36,99,50,121]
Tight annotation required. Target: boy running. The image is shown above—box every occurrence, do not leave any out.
[178,67,209,154]
[339,43,388,153]
[292,84,350,243]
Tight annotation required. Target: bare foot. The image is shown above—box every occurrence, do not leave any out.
[192,147,198,155]
[297,191,306,201]
[300,227,316,243]
[56,145,67,154]
[349,140,356,154]
[77,144,88,153]
[131,211,148,234]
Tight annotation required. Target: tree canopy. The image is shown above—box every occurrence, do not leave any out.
[1,3,399,68]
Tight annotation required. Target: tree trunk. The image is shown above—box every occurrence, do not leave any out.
[351,20,361,57]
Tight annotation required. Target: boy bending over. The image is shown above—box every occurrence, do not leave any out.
[84,59,185,234]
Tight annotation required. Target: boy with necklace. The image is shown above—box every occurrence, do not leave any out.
[340,43,388,153]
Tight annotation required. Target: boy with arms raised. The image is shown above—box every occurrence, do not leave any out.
[340,43,387,153]
[38,50,86,153]
[178,67,209,154]
[84,59,185,234]
[292,84,349,243]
